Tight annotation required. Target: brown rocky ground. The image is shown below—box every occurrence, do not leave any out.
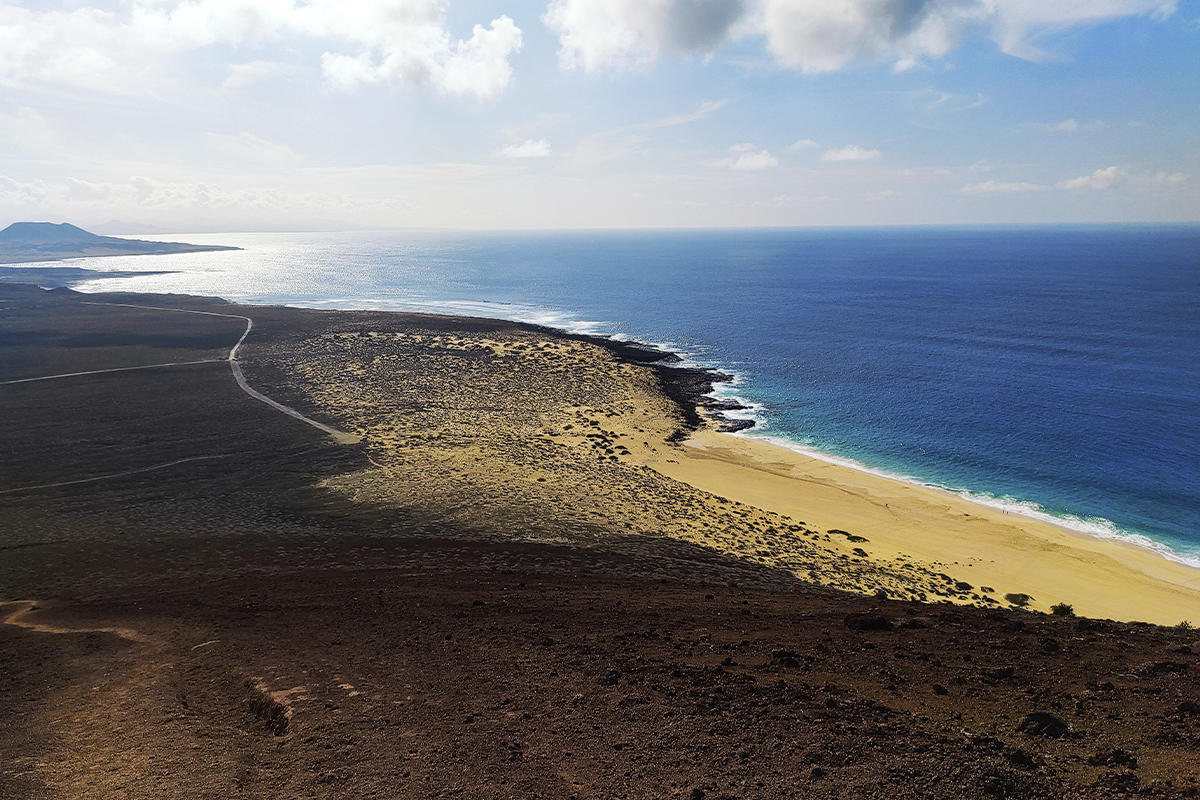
[2,283,1198,799]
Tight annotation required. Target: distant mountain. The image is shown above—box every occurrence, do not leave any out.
[0,222,106,243]
[0,222,240,264]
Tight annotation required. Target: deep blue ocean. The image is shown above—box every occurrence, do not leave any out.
[67,225,1200,566]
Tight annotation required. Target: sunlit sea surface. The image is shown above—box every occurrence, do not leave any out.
[60,226,1200,567]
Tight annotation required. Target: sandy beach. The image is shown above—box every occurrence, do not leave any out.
[652,428,1200,626]
[256,310,1200,627]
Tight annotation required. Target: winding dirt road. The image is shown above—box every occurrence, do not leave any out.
[76,301,358,443]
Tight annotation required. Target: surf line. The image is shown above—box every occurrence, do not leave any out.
[80,302,358,444]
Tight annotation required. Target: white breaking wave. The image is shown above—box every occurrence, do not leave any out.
[734,429,1200,570]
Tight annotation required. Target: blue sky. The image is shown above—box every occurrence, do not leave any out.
[0,0,1196,229]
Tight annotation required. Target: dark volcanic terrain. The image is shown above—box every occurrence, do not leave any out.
[1,283,1198,799]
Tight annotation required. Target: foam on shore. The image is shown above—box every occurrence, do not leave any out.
[734,429,1200,571]
[638,425,1200,626]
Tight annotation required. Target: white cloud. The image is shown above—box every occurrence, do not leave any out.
[497,138,554,158]
[822,145,881,162]
[1057,166,1124,190]
[962,180,1047,193]
[0,175,51,205]
[1149,171,1187,185]
[1039,119,1080,132]
[731,150,778,170]
[712,144,778,170]
[0,0,523,99]
[542,0,747,72]
[65,177,114,201]
[786,138,818,151]
[542,0,1178,74]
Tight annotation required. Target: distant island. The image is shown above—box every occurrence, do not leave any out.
[0,221,240,264]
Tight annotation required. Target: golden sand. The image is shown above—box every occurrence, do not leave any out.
[647,428,1200,626]
[271,319,1200,627]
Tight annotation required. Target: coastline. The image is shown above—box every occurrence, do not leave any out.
[14,277,1200,625]
[744,429,1200,568]
[569,324,1200,582]
[273,305,1200,626]
[646,424,1200,625]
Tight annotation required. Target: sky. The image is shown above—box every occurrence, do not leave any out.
[0,0,1197,230]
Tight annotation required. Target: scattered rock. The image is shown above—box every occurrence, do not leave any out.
[1087,748,1138,769]
[983,666,1016,682]
[1016,712,1074,738]
[844,613,892,632]
[1136,661,1190,677]
[1092,770,1141,793]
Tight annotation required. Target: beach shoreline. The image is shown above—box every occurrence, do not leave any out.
[545,323,1200,610]
[647,419,1200,626]
[252,298,1200,627]
[733,427,1200,571]
[6,280,1198,625]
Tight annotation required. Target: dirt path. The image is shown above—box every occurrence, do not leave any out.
[0,360,222,385]
[1,601,145,643]
[0,454,236,495]
[78,301,358,443]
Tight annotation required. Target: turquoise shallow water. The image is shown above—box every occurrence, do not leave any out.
[70,225,1200,566]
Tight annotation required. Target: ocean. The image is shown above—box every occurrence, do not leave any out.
[66,225,1200,566]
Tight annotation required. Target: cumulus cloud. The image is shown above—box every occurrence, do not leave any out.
[542,0,1178,74]
[497,138,554,158]
[731,150,778,170]
[543,0,747,71]
[712,144,778,170]
[787,138,818,151]
[0,0,523,99]
[1057,166,1124,190]
[0,175,51,205]
[821,144,881,162]
[1149,171,1187,185]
